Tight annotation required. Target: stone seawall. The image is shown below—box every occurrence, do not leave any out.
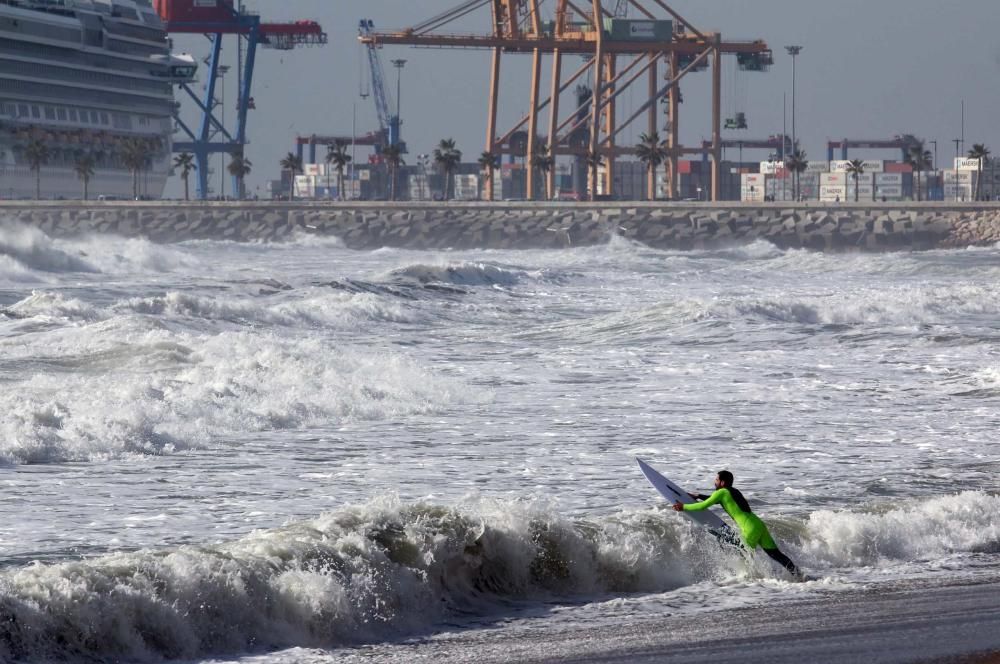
[2,202,1000,251]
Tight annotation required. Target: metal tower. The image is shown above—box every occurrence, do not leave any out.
[154,1,326,199]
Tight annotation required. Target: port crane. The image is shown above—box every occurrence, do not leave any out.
[826,135,923,162]
[359,19,405,155]
[359,0,771,201]
[154,0,327,199]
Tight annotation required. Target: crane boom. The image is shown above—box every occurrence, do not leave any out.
[359,19,400,148]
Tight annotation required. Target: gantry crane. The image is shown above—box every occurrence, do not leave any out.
[359,20,404,153]
[359,0,771,201]
[154,0,326,199]
[827,135,923,162]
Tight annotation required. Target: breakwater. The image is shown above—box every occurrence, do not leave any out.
[2,202,1000,251]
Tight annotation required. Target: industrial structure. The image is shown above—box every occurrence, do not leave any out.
[359,0,772,201]
[153,0,326,199]
[827,135,923,162]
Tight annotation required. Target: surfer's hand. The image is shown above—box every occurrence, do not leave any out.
[672,501,684,512]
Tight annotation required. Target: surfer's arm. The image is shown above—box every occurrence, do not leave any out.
[682,489,725,512]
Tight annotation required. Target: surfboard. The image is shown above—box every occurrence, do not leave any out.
[636,458,729,531]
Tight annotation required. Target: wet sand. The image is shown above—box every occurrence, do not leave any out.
[331,577,1000,664]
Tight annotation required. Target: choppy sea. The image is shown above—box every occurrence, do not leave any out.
[0,221,998,662]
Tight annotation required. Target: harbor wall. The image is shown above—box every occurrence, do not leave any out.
[2,202,1000,251]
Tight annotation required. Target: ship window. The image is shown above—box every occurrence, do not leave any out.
[100,112,110,125]
[57,108,67,121]
[69,109,78,121]
[31,106,40,119]
[44,107,56,120]
[18,104,28,117]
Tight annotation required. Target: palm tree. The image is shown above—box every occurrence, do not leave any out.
[584,150,604,200]
[227,152,252,200]
[478,151,498,201]
[968,143,990,201]
[635,131,669,201]
[120,138,153,199]
[280,152,303,201]
[23,138,49,200]
[326,141,351,200]
[845,159,865,202]
[433,138,462,200]
[74,152,96,201]
[381,143,405,201]
[784,149,808,201]
[532,142,554,200]
[173,152,196,201]
[904,144,932,202]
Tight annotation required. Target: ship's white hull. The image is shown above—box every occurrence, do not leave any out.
[0,163,169,201]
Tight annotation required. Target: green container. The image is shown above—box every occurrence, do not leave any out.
[602,18,672,42]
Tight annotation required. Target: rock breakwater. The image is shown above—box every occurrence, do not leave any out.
[2,202,999,251]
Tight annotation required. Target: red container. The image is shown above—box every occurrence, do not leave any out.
[884,162,913,174]
[154,0,236,24]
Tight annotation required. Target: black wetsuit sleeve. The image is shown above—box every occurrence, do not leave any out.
[694,493,711,501]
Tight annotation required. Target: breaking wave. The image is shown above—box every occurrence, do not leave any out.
[2,491,997,661]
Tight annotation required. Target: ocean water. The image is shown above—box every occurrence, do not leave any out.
[0,220,999,662]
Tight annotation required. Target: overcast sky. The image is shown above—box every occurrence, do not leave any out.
[166,0,1000,197]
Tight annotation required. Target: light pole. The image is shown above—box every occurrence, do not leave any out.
[929,140,937,170]
[391,59,406,145]
[785,46,802,199]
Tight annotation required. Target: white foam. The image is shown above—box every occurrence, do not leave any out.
[0,325,481,464]
[0,221,96,273]
[0,498,722,660]
[802,492,1000,566]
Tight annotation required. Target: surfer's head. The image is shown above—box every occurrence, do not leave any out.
[716,470,734,488]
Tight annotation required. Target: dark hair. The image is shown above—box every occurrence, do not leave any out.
[717,470,753,513]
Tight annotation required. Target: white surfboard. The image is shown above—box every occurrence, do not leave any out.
[636,458,729,531]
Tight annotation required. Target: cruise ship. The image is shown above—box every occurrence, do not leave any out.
[0,0,194,199]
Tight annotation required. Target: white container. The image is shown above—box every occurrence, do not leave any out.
[875,185,903,198]
[846,185,875,199]
[955,158,982,171]
[875,173,903,185]
[741,187,766,202]
[830,159,884,173]
[759,161,785,175]
[804,161,829,173]
[944,184,974,200]
[294,175,316,199]
[741,173,766,187]
[845,173,875,185]
[820,173,847,186]
[820,185,847,201]
[943,171,975,184]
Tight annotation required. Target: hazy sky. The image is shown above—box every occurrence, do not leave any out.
[167,0,1000,197]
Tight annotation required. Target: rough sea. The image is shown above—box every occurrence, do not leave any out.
[1,220,999,663]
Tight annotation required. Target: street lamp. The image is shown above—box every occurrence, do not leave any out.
[785,46,802,200]
[391,59,407,145]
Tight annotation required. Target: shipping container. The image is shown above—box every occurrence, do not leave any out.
[603,18,672,41]
[875,173,903,185]
[943,171,975,184]
[944,184,974,201]
[954,158,983,171]
[819,185,847,202]
[820,173,847,186]
[154,0,236,23]
[830,159,884,173]
[875,185,903,199]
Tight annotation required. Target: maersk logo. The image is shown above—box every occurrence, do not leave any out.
[630,22,655,37]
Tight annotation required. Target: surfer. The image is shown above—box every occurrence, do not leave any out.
[673,470,803,579]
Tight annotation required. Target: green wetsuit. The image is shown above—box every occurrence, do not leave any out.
[683,488,777,550]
